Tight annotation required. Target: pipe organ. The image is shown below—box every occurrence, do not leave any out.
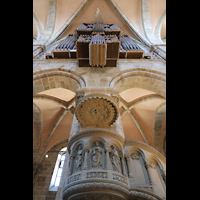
[48,9,144,67]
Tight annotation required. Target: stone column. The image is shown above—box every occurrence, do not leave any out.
[82,146,89,170]
[121,153,127,176]
[63,91,130,200]
[105,145,112,170]
[125,155,133,177]
[69,153,75,176]
[145,159,158,194]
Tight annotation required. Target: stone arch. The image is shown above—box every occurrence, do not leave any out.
[128,146,151,184]
[148,155,166,189]
[153,102,166,156]
[33,102,43,165]
[71,140,85,153]
[154,10,166,43]
[109,69,166,98]
[148,155,163,169]
[109,140,123,151]
[87,136,106,150]
[48,139,68,153]
[163,132,166,156]
[33,68,86,95]
[128,146,144,157]
[33,11,43,40]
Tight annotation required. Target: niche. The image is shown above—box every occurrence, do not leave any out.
[128,149,150,185]
[148,157,166,197]
[109,145,122,173]
[89,141,105,169]
[72,143,84,173]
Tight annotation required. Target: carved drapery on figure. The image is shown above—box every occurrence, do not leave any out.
[74,144,83,172]
[109,145,121,172]
[91,142,103,169]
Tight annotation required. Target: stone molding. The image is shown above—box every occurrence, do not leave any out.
[63,181,162,200]
[68,131,166,164]
[63,181,129,200]
[68,192,124,200]
[109,69,166,88]
[125,139,166,164]
[107,0,151,48]
[67,128,125,153]
[129,190,163,200]
[33,67,86,87]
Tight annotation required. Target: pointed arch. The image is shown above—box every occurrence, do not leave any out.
[46,0,90,46]
[33,11,44,40]
[154,10,166,43]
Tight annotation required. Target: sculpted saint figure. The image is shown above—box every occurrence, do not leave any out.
[91,142,103,168]
[109,145,121,172]
[75,145,83,171]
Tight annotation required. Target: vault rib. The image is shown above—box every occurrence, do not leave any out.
[120,100,150,144]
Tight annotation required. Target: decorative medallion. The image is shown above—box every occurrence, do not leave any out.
[75,95,119,127]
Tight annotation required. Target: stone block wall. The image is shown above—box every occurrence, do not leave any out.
[33,152,58,200]
[33,139,68,200]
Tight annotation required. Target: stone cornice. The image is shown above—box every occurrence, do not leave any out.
[63,181,163,200]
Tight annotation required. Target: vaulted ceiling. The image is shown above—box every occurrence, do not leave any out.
[33,0,166,44]
[33,0,166,166]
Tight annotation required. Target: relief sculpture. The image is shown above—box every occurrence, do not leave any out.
[109,145,121,172]
[74,144,83,172]
[91,142,103,168]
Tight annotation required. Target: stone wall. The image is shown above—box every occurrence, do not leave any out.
[33,141,68,200]
[33,152,57,200]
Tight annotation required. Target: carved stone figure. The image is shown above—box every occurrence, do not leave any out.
[75,145,83,171]
[91,142,103,168]
[109,145,121,172]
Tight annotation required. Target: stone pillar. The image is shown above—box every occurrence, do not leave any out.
[69,153,75,176]
[82,146,89,170]
[62,89,166,200]
[62,90,130,200]
[105,145,112,170]
[125,155,133,178]
[120,152,127,176]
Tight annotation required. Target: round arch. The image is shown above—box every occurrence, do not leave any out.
[109,69,166,98]
[33,68,86,95]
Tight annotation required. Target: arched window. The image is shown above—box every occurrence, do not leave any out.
[49,147,67,191]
